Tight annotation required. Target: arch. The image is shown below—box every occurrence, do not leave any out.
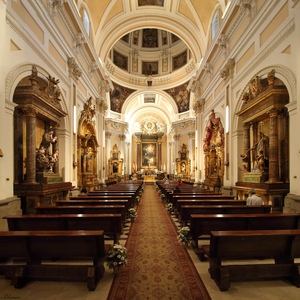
[232,65,297,132]
[96,17,205,64]
[5,63,70,131]
[121,90,179,118]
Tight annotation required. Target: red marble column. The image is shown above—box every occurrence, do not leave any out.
[243,122,251,172]
[14,108,24,184]
[279,108,289,182]
[268,108,279,182]
[24,106,37,184]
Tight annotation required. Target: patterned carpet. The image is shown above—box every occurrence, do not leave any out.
[107,185,211,300]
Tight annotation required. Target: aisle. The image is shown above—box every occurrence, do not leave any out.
[107,185,211,300]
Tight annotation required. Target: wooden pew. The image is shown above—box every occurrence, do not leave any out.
[180,205,271,226]
[56,200,130,211]
[36,205,127,222]
[69,195,133,208]
[0,230,107,290]
[4,214,123,244]
[190,213,300,255]
[208,229,300,291]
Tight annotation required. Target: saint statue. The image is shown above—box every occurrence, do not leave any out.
[40,127,57,156]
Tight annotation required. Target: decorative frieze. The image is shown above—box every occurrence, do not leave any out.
[67,57,82,81]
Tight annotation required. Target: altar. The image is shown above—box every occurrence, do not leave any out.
[143,175,156,182]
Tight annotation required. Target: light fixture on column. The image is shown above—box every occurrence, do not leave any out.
[73,106,76,134]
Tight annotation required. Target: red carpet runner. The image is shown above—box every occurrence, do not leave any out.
[107,185,211,300]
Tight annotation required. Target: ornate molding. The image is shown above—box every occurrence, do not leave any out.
[188,132,195,139]
[24,105,38,117]
[48,0,66,20]
[220,58,235,82]
[96,98,108,114]
[132,50,139,68]
[217,34,229,56]
[73,33,85,56]
[238,0,257,21]
[89,61,98,77]
[193,98,205,115]
[173,134,180,141]
[204,62,212,79]
[105,131,112,139]
[119,134,126,141]
[292,0,300,7]
[67,57,82,81]
[161,49,169,67]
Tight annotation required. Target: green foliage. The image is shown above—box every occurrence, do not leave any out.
[106,244,128,269]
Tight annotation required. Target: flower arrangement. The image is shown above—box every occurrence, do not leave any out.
[132,178,137,181]
[157,171,162,174]
[160,194,165,200]
[178,174,183,178]
[106,244,128,269]
[128,208,137,218]
[163,177,168,181]
[178,227,192,245]
[137,170,142,175]
[135,196,141,205]
[166,203,173,212]
[139,190,143,196]
[116,174,122,178]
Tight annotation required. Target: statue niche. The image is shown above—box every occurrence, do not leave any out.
[203,110,225,191]
[108,144,123,181]
[77,98,99,190]
[175,144,191,181]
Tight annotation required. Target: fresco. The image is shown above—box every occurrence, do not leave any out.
[164,82,190,113]
[171,34,180,43]
[110,82,136,113]
[142,29,158,48]
[144,94,155,103]
[113,51,128,71]
[138,0,164,6]
[173,51,187,71]
[142,61,158,75]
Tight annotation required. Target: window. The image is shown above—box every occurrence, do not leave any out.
[83,9,90,37]
[211,11,219,40]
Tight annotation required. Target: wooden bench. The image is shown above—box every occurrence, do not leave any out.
[208,229,300,291]
[69,195,134,207]
[0,230,107,290]
[56,200,130,211]
[4,214,123,244]
[36,205,127,222]
[190,213,300,258]
[172,195,235,208]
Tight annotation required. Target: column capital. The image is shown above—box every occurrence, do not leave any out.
[242,122,251,130]
[119,134,126,141]
[174,134,180,141]
[67,57,82,81]
[188,131,195,139]
[24,106,38,117]
[96,98,108,114]
[105,131,112,139]
[268,108,279,118]
[278,107,288,119]
[193,98,205,115]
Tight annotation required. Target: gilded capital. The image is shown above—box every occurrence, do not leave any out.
[24,106,37,117]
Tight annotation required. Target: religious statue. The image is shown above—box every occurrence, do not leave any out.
[49,150,59,172]
[256,150,265,172]
[240,153,249,172]
[181,162,186,173]
[250,132,269,171]
[113,162,118,173]
[40,127,57,156]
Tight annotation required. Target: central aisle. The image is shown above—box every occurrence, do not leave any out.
[107,185,211,300]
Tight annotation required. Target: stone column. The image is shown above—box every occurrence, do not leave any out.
[119,134,126,175]
[136,134,141,171]
[14,108,24,184]
[157,133,164,170]
[24,106,37,184]
[279,108,289,183]
[53,124,60,174]
[125,139,131,177]
[268,108,280,182]
[188,131,195,176]
[168,141,174,174]
[252,122,258,147]
[105,132,112,177]
[96,97,108,184]
[174,134,180,161]
[243,122,251,172]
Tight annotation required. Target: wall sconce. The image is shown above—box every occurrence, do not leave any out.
[0,149,3,157]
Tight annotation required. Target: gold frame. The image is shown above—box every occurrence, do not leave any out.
[141,142,158,168]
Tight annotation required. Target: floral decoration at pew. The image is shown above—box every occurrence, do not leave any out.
[106,244,128,270]
[177,174,183,178]
[166,203,173,212]
[178,226,192,245]
[139,190,143,196]
[128,208,137,219]
[160,194,165,200]
[132,178,137,181]
[135,196,141,206]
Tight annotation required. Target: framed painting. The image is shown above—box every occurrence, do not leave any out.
[141,142,157,167]
[142,61,158,75]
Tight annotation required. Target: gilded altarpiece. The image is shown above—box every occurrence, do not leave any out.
[108,144,123,181]
[77,98,99,190]
[13,66,72,214]
[203,110,225,192]
[176,144,191,181]
[234,71,290,211]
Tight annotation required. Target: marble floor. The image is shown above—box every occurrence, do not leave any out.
[1,215,300,299]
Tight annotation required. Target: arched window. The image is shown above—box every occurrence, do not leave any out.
[211,11,219,40]
[83,9,90,37]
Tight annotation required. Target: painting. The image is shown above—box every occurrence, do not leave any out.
[164,81,190,113]
[142,29,158,48]
[142,142,157,167]
[110,82,136,113]
[113,51,128,71]
[173,51,187,71]
[142,61,158,75]
[144,93,155,103]
[138,0,164,6]
[181,152,187,160]
[161,30,168,45]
